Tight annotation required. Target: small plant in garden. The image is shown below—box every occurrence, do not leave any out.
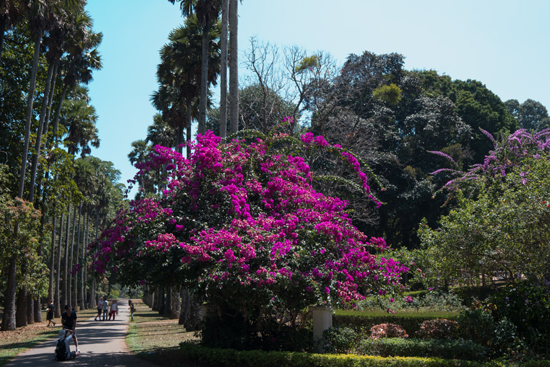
[416,319,458,340]
[321,326,358,353]
[369,323,408,339]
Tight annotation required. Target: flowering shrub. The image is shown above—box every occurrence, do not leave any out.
[370,323,408,339]
[88,123,407,347]
[416,319,458,340]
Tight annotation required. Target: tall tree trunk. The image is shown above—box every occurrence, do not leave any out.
[164,287,172,318]
[80,211,88,310]
[18,29,43,199]
[16,286,27,327]
[43,62,59,143]
[152,288,158,311]
[26,293,34,325]
[28,61,55,202]
[176,124,183,154]
[62,205,72,308]
[185,295,202,332]
[68,204,77,308]
[0,16,6,57]
[220,0,229,138]
[89,278,96,309]
[229,0,239,134]
[170,286,180,320]
[198,18,210,134]
[1,257,17,330]
[72,202,82,310]
[159,287,165,316]
[186,99,192,159]
[51,82,69,146]
[54,213,64,318]
[179,288,189,325]
[48,215,57,302]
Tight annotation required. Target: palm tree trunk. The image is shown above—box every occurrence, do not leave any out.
[164,287,172,318]
[179,288,189,325]
[67,206,80,311]
[72,203,82,310]
[220,0,229,138]
[170,286,180,319]
[51,82,69,146]
[62,205,72,308]
[18,29,43,198]
[1,256,17,330]
[80,211,88,310]
[48,215,57,302]
[28,61,55,202]
[0,16,6,57]
[187,99,192,158]
[44,62,59,142]
[198,18,210,134]
[54,213,64,318]
[229,0,239,134]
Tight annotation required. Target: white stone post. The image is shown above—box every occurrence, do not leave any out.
[311,306,332,345]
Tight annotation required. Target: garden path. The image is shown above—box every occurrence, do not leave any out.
[5,299,154,367]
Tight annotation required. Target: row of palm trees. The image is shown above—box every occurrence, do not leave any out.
[0,0,112,331]
[160,0,240,150]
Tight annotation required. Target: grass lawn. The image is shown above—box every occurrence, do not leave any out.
[126,300,198,367]
[0,305,99,367]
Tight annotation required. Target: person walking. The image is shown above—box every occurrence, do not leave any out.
[61,305,80,355]
[129,300,135,321]
[109,300,118,321]
[46,299,56,327]
[102,298,109,321]
[94,297,103,321]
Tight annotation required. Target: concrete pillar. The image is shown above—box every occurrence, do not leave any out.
[311,306,332,342]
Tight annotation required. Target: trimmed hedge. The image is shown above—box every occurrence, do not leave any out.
[179,342,487,367]
[333,314,458,338]
[357,338,490,361]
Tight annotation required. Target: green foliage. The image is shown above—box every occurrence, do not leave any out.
[416,319,458,340]
[490,280,550,356]
[419,156,550,286]
[179,341,491,367]
[322,327,358,353]
[333,313,458,338]
[357,337,490,361]
[295,55,320,73]
[505,99,550,132]
[373,83,401,106]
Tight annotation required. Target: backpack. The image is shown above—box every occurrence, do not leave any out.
[55,337,68,361]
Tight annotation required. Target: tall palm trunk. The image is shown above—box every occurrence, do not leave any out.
[69,204,79,309]
[0,16,6,57]
[51,82,70,145]
[1,256,17,330]
[62,205,72,308]
[220,0,229,138]
[229,0,239,134]
[44,62,59,140]
[54,213,64,318]
[48,215,57,301]
[187,99,192,158]
[72,202,82,310]
[28,61,55,202]
[198,17,210,134]
[15,285,27,327]
[80,210,88,310]
[18,29,43,198]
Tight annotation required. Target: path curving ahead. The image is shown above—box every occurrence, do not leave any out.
[6,299,154,367]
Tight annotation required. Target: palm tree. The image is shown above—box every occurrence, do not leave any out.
[0,0,25,57]
[168,0,220,134]
[219,0,228,138]
[229,0,239,134]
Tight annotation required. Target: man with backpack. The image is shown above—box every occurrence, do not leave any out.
[102,298,109,321]
[61,305,80,355]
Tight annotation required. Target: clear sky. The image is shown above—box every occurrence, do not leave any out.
[85,0,550,194]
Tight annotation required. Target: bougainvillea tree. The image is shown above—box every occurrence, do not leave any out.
[88,122,407,346]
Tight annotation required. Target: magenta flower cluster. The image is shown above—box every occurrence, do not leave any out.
[88,125,406,309]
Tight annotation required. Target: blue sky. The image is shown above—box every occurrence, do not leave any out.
[85,0,549,194]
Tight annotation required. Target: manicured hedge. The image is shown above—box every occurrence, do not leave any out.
[179,342,487,367]
[333,314,458,338]
[357,338,490,361]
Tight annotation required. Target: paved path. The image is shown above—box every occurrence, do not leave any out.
[6,299,154,367]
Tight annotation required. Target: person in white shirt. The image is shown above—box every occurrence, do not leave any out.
[109,300,118,321]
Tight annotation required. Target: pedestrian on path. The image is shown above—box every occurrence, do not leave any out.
[46,299,56,327]
[109,300,118,320]
[95,297,103,321]
[61,305,80,355]
[102,299,109,321]
[129,300,135,321]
